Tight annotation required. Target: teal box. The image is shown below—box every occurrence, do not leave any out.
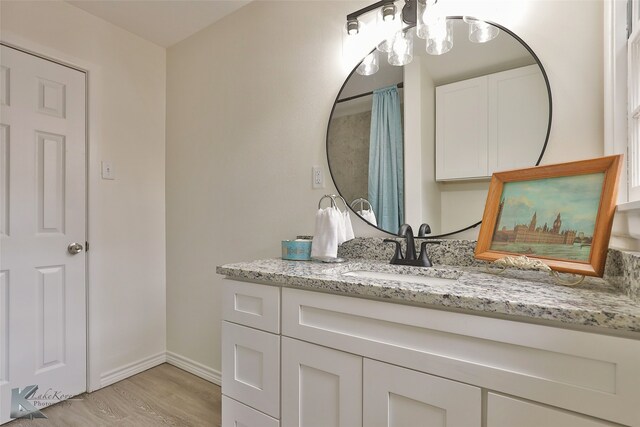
[282,240,312,261]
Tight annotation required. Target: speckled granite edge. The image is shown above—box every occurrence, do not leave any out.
[339,238,640,301]
[605,249,640,302]
[216,258,640,334]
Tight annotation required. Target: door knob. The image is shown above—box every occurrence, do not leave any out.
[67,242,84,255]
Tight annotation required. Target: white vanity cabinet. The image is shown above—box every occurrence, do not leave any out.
[436,64,547,180]
[221,279,640,427]
[221,281,281,426]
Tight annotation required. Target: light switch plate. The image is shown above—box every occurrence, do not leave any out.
[101,161,115,180]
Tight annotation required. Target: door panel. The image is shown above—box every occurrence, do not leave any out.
[281,337,362,427]
[364,358,481,427]
[0,45,86,424]
[36,132,66,233]
[0,124,8,236]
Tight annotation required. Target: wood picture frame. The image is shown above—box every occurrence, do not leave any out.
[475,155,623,277]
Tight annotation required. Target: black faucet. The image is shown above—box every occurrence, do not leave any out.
[383,224,440,267]
[399,224,416,260]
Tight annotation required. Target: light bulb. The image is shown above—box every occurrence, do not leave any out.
[417,0,442,39]
[425,18,453,56]
[388,29,414,66]
[416,0,428,39]
[376,3,401,53]
[346,18,360,36]
[356,51,380,76]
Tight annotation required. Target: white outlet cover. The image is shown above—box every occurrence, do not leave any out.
[312,165,324,189]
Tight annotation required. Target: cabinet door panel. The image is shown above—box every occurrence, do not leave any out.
[222,321,280,418]
[364,359,481,427]
[282,337,362,427]
[487,393,621,427]
[487,64,548,173]
[436,76,488,180]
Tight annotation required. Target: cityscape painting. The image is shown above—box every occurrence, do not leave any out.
[489,173,605,261]
[475,155,623,277]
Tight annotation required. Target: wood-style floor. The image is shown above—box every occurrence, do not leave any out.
[8,364,221,426]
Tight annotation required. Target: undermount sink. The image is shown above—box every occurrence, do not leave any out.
[342,270,457,286]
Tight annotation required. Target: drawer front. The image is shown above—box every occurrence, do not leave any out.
[222,396,279,427]
[487,393,622,427]
[282,287,640,426]
[222,321,280,418]
[223,279,280,333]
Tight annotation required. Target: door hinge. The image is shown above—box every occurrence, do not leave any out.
[85,241,89,252]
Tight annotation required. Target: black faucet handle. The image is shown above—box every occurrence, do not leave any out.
[418,223,431,237]
[383,239,403,262]
[417,241,441,267]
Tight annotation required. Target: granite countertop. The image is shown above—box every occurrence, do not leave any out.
[216,258,640,335]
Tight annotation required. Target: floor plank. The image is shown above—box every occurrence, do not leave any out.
[6,364,221,426]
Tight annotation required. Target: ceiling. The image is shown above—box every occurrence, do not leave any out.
[66,0,251,48]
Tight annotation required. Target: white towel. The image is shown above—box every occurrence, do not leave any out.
[311,207,340,259]
[343,211,355,242]
[358,209,377,227]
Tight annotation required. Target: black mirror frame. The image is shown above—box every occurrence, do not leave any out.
[326,16,553,238]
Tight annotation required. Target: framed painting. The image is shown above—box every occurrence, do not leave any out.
[475,155,623,277]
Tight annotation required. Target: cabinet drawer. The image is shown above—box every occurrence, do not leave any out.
[222,396,279,427]
[487,393,621,427]
[282,287,640,426]
[222,321,280,418]
[223,279,280,333]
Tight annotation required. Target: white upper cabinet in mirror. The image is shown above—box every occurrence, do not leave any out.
[327,17,551,237]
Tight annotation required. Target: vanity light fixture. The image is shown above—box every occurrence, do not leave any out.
[463,16,500,43]
[356,50,380,75]
[376,2,401,53]
[345,1,500,75]
[388,28,415,66]
[346,18,361,36]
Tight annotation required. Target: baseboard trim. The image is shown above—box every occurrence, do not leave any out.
[100,352,166,388]
[98,351,220,389]
[166,351,221,385]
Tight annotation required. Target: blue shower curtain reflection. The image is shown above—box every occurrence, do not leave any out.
[368,85,404,233]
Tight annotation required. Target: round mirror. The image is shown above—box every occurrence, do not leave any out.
[327,17,552,237]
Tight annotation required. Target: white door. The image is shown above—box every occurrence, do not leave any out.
[0,45,86,424]
[281,337,362,427]
[363,359,481,427]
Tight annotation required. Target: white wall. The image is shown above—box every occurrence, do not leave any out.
[166,0,604,375]
[1,1,167,390]
[404,55,440,231]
